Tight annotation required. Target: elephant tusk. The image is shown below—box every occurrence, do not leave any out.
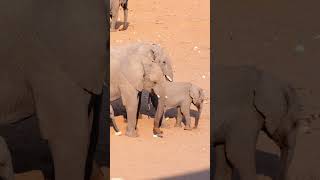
[165,75,173,82]
[157,95,160,98]
[165,96,168,99]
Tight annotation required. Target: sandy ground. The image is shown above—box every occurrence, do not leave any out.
[214,0,320,179]
[110,0,210,179]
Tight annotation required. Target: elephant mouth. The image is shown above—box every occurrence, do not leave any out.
[165,75,173,82]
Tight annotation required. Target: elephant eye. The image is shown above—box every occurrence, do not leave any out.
[162,61,166,64]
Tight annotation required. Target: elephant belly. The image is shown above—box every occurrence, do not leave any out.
[0,73,34,125]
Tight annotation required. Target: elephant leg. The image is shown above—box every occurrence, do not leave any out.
[136,92,142,121]
[276,132,296,180]
[33,76,92,180]
[174,107,183,128]
[225,133,257,180]
[122,5,128,30]
[121,87,139,137]
[0,137,14,180]
[110,105,121,135]
[213,145,231,180]
[160,108,170,128]
[110,6,119,31]
[181,103,192,130]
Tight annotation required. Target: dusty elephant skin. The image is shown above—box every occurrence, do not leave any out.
[0,0,107,179]
[212,65,310,180]
[110,42,174,137]
[109,0,129,31]
[147,81,207,130]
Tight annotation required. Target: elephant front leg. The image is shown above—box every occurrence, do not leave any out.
[121,4,128,31]
[213,145,232,180]
[124,98,139,137]
[226,135,257,180]
[277,146,295,180]
[0,137,14,180]
[110,7,119,31]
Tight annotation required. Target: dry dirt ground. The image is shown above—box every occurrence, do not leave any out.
[214,0,320,179]
[110,0,210,179]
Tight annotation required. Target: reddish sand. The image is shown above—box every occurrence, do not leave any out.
[110,0,210,179]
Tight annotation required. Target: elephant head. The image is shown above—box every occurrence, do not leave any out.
[145,43,174,82]
[190,85,207,128]
[118,42,174,93]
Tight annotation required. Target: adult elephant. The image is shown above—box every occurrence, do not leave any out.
[110,42,173,137]
[0,0,106,179]
[212,65,310,180]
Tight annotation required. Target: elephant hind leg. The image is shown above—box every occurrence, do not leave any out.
[0,137,14,180]
[213,144,231,180]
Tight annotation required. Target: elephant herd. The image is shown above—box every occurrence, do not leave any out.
[108,0,207,138]
[108,42,207,137]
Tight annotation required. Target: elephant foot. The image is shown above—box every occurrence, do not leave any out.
[153,128,163,136]
[174,123,182,128]
[184,126,192,131]
[193,126,198,129]
[125,130,139,137]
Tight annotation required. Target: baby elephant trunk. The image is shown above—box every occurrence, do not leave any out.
[194,103,203,129]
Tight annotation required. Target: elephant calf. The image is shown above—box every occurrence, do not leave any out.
[150,82,207,130]
[109,0,129,31]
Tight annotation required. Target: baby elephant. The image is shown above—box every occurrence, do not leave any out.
[109,0,128,31]
[151,82,207,130]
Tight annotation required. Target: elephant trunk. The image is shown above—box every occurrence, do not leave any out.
[194,103,203,129]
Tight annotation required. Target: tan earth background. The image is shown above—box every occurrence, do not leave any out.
[110,0,210,179]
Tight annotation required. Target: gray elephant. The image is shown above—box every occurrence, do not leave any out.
[110,42,173,137]
[109,0,129,31]
[148,82,207,130]
[0,0,107,179]
[212,65,311,180]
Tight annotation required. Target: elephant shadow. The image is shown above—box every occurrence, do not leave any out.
[111,91,200,124]
[212,149,280,180]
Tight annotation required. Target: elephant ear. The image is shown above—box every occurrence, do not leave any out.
[142,61,164,90]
